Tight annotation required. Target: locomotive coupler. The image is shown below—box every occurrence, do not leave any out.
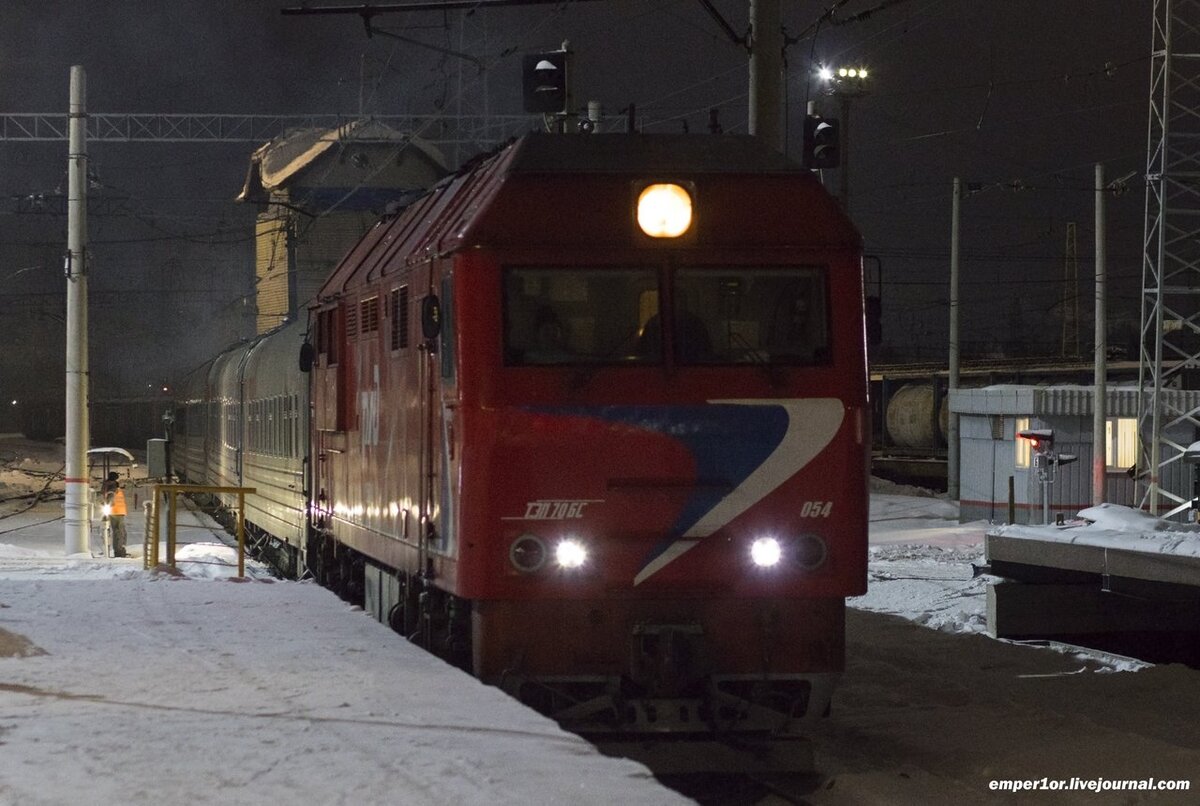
[629,622,710,698]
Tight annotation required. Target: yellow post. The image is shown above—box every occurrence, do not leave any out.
[144,484,255,574]
[144,499,150,570]
[151,490,159,567]
[167,489,178,570]
[237,491,246,579]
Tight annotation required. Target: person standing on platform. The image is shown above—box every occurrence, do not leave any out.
[100,471,128,558]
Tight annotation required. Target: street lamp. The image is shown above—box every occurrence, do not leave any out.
[817,64,871,213]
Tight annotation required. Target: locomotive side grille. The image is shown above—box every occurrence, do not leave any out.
[390,286,410,350]
[361,296,380,334]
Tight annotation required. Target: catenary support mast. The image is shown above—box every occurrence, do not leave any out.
[748,0,783,151]
[64,65,90,555]
[1138,0,1200,517]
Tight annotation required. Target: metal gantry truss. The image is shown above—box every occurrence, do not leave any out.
[1138,0,1200,516]
[0,112,551,149]
[0,111,631,161]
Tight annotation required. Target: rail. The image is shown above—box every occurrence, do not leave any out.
[144,484,257,578]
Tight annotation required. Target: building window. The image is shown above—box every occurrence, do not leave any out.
[1015,416,1031,469]
[1107,417,1138,472]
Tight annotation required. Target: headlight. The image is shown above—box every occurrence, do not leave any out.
[509,534,547,573]
[555,538,588,569]
[750,537,782,568]
[101,503,113,517]
[636,183,692,238]
[792,534,828,569]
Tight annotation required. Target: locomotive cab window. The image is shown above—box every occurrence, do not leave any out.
[504,268,661,365]
[316,308,339,366]
[674,267,830,365]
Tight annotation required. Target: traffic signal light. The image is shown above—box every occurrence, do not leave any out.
[802,115,840,169]
[1018,428,1054,453]
[522,51,568,114]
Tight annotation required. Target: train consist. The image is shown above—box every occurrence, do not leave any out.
[174,132,868,747]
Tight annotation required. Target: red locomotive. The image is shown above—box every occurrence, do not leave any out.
[301,132,868,742]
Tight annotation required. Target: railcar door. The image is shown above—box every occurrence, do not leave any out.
[419,271,458,569]
[311,302,347,536]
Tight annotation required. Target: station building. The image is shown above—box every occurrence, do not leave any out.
[950,384,1200,524]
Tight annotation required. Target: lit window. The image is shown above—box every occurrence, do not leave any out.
[1015,417,1031,469]
[1107,417,1137,472]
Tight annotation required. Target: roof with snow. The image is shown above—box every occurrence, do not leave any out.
[237,118,446,206]
[950,383,1200,418]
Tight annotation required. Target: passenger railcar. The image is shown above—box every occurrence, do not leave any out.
[173,320,309,575]
[298,133,868,741]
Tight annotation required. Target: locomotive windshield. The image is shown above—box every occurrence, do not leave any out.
[674,267,829,365]
[503,265,828,366]
[504,268,661,365]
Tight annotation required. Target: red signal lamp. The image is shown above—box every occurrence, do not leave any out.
[1018,428,1054,453]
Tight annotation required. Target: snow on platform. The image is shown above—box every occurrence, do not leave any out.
[0,485,689,805]
[988,502,1200,589]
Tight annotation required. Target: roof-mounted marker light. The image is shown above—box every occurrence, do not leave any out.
[637,183,692,238]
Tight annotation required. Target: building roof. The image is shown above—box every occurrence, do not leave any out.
[950,384,1200,418]
[237,118,446,204]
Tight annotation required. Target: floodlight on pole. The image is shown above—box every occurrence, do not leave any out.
[815,64,871,213]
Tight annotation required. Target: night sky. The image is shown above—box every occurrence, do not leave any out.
[0,1,1150,413]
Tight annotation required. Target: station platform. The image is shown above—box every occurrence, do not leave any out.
[0,482,691,805]
[984,505,1200,664]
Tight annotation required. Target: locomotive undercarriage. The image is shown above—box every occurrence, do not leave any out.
[304,531,474,668]
[497,626,834,773]
[503,672,835,737]
[301,530,834,771]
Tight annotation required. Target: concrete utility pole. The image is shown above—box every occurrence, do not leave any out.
[1093,163,1107,505]
[64,65,90,555]
[948,177,961,500]
[748,0,784,151]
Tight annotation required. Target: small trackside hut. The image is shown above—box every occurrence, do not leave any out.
[303,132,868,755]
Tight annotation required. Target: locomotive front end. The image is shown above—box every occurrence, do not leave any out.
[447,135,869,745]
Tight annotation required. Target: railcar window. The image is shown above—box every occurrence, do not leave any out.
[674,267,830,365]
[504,268,661,365]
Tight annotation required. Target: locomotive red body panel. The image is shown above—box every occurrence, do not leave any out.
[305,133,867,731]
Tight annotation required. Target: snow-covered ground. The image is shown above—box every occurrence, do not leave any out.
[0,438,689,806]
[858,480,997,637]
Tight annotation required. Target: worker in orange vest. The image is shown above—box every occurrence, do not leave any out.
[101,471,128,558]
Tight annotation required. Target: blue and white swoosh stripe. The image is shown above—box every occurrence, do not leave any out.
[632,398,844,585]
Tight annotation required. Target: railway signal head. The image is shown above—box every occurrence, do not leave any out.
[802,115,840,170]
[1018,428,1054,453]
[522,50,568,114]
